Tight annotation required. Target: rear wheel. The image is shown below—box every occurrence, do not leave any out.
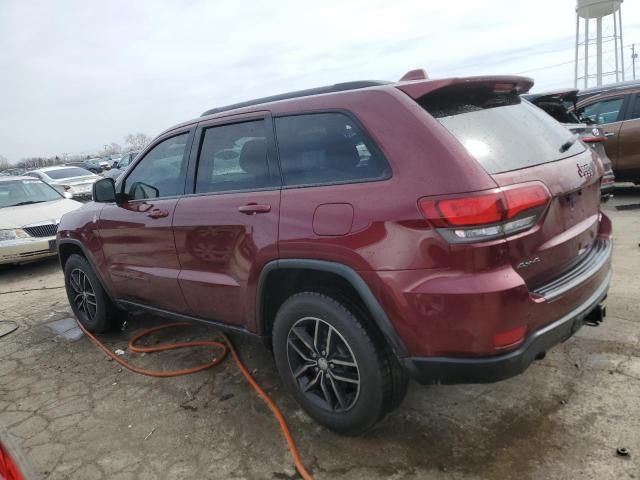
[273,292,408,435]
[64,254,123,333]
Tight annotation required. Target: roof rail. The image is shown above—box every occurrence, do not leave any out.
[200,80,390,117]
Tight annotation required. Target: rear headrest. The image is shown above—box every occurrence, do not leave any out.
[324,139,361,171]
[239,139,268,176]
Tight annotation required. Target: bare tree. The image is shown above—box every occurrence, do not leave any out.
[0,155,10,171]
[124,133,151,151]
[16,156,65,169]
[106,142,122,155]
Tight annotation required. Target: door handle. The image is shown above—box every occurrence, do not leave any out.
[147,209,170,219]
[238,203,271,215]
[604,132,616,137]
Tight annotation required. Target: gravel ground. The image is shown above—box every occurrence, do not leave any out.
[0,186,639,480]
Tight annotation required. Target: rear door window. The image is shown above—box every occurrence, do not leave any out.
[420,89,585,174]
[629,94,640,120]
[274,113,390,187]
[578,97,625,125]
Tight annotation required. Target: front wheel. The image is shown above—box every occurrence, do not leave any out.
[64,254,122,333]
[272,292,408,435]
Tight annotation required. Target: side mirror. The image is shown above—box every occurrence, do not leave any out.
[62,191,73,199]
[92,177,117,203]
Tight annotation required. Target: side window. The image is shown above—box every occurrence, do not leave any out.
[629,94,640,120]
[195,119,275,194]
[274,113,390,187]
[123,133,189,199]
[579,97,624,125]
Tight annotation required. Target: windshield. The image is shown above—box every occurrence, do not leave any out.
[420,89,585,174]
[0,179,62,207]
[44,167,94,179]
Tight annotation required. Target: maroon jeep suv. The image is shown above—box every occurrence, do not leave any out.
[58,72,612,435]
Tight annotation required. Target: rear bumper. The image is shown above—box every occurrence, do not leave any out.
[403,269,611,384]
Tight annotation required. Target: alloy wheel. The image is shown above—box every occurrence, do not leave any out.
[69,268,97,322]
[286,316,360,413]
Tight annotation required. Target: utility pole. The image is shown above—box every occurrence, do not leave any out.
[632,44,638,81]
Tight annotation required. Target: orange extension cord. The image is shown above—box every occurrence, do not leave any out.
[75,320,314,480]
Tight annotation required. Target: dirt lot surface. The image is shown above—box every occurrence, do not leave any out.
[1,187,639,480]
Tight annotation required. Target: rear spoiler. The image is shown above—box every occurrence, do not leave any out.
[396,75,534,100]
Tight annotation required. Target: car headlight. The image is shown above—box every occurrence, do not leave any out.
[0,229,30,242]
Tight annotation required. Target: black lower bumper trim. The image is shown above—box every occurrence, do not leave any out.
[403,269,611,385]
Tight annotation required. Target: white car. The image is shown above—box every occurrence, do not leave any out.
[0,176,83,264]
[25,166,100,201]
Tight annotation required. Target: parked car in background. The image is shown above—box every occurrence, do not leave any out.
[103,151,139,180]
[67,157,110,174]
[0,168,27,177]
[25,166,100,201]
[104,154,122,169]
[574,80,640,184]
[0,176,81,264]
[58,73,611,435]
[523,88,615,199]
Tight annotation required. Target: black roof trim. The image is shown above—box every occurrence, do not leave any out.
[201,81,390,117]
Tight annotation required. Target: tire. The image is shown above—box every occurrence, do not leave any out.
[64,254,122,333]
[272,292,408,435]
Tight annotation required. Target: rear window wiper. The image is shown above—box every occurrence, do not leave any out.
[559,134,579,153]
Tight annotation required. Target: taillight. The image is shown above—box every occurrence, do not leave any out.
[419,192,503,227]
[419,182,550,243]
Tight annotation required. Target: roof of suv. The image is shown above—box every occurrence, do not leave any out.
[577,79,640,99]
[201,81,391,116]
[158,71,534,138]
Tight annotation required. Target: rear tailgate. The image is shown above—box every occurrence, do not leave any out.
[407,77,604,288]
[491,152,602,287]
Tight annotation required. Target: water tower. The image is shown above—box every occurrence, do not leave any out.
[574,0,625,87]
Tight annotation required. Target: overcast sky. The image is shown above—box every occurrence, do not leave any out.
[1,0,639,162]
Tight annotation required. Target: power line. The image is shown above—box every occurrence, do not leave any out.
[515,40,640,75]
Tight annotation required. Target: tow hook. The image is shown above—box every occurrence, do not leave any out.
[584,304,606,327]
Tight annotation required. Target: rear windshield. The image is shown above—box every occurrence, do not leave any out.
[420,89,585,174]
[45,167,93,179]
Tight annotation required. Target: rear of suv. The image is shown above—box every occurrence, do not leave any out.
[57,72,612,435]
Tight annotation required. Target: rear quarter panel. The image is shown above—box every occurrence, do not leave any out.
[276,88,499,271]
